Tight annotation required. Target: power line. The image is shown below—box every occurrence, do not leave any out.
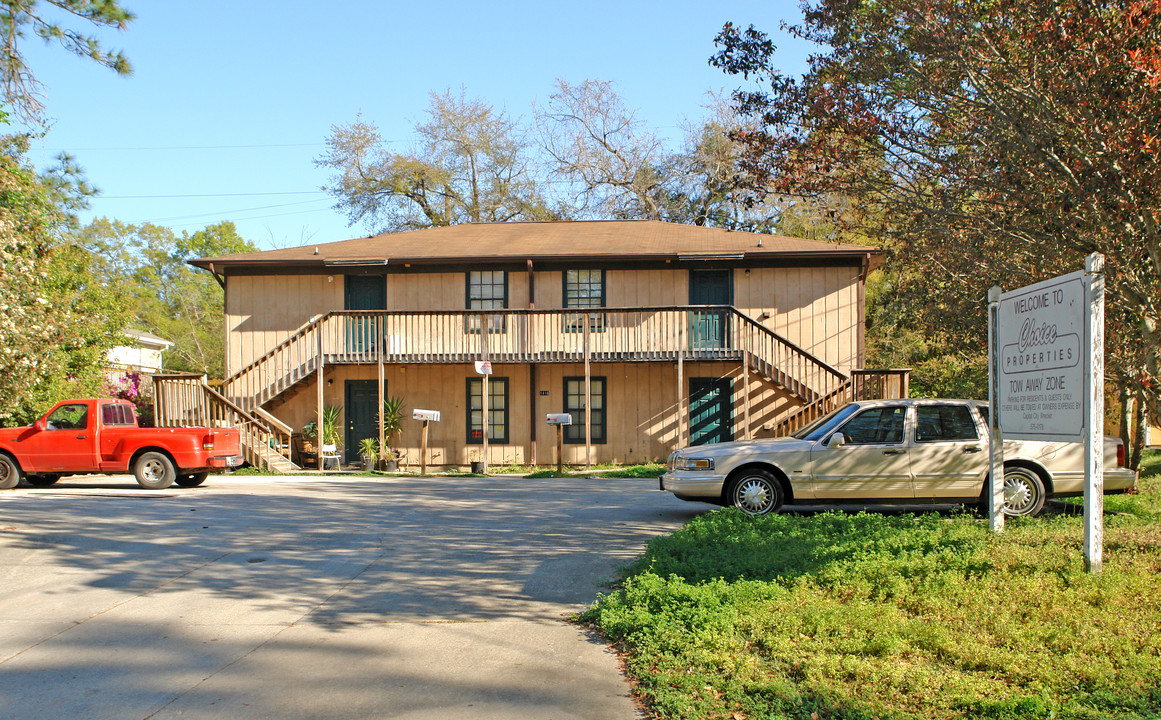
[144,199,331,223]
[97,191,326,199]
[54,142,327,152]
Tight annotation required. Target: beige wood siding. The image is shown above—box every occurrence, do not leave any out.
[734,266,863,372]
[225,274,342,378]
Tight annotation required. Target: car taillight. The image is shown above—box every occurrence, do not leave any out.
[203,433,215,451]
[1117,443,1126,468]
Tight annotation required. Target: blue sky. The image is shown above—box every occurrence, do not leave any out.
[18,1,812,250]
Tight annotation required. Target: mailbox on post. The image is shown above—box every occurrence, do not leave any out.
[412,409,441,475]
[546,413,573,473]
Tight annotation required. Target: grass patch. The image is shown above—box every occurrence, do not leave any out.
[583,453,1161,719]
[593,463,666,478]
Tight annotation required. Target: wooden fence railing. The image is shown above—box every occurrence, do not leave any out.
[152,373,294,471]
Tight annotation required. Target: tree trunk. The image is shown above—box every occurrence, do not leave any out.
[1132,388,1146,472]
[1119,385,1131,462]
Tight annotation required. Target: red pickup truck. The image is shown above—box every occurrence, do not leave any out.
[0,398,242,490]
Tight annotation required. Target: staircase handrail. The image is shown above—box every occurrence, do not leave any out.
[728,308,849,384]
[222,312,332,389]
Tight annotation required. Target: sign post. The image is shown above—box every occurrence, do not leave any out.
[987,287,1005,533]
[1083,254,1105,573]
[992,253,1104,572]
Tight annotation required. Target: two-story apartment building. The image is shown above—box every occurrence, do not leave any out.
[171,220,900,471]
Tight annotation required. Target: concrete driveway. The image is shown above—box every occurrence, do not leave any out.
[0,473,706,719]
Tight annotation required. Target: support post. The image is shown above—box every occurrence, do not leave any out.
[529,364,538,467]
[742,324,751,440]
[378,317,385,468]
[1084,253,1105,574]
[584,319,592,470]
[987,286,1004,533]
[677,317,686,448]
[316,326,325,472]
[482,321,490,475]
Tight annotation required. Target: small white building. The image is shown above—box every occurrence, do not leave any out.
[107,329,174,376]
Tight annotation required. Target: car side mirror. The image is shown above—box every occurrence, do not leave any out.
[826,432,846,448]
[33,418,46,432]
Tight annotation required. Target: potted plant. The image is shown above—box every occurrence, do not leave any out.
[469,450,484,474]
[374,396,406,469]
[357,437,379,471]
[302,405,343,469]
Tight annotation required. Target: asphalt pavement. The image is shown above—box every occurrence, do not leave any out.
[0,473,706,719]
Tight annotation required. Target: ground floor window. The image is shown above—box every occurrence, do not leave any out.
[467,377,508,444]
[564,376,606,444]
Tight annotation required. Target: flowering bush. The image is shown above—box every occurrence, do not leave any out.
[105,372,154,427]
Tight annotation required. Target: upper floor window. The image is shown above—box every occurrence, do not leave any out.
[563,269,605,332]
[466,270,507,333]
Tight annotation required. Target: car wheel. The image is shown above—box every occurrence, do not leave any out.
[176,472,209,488]
[1002,466,1046,517]
[0,454,21,489]
[727,469,783,516]
[134,452,176,489]
[27,474,61,487]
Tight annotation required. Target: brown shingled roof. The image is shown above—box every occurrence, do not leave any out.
[191,220,878,271]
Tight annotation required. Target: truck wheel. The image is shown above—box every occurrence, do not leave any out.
[27,474,61,487]
[134,452,176,489]
[0,455,21,489]
[176,472,208,488]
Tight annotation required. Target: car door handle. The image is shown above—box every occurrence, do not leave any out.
[882,448,904,455]
[76,435,87,440]
[963,446,982,454]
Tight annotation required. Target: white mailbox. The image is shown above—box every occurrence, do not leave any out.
[546,413,573,425]
[412,409,441,422]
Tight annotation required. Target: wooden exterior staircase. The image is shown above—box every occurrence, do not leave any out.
[152,374,300,473]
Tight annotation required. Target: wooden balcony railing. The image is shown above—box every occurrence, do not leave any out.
[220,306,851,413]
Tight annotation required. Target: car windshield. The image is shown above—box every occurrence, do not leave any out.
[790,403,862,442]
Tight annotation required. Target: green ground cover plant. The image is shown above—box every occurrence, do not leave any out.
[583,454,1161,719]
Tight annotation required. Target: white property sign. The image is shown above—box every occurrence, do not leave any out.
[988,253,1105,573]
[998,271,1086,441]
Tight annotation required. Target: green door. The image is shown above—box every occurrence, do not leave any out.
[690,378,732,446]
[689,269,732,350]
[345,275,386,355]
[344,380,380,464]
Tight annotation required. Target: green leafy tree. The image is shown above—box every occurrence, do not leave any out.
[317,90,553,233]
[712,0,1161,415]
[0,0,134,124]
[73,219,255,380]
[0,138,126,424]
